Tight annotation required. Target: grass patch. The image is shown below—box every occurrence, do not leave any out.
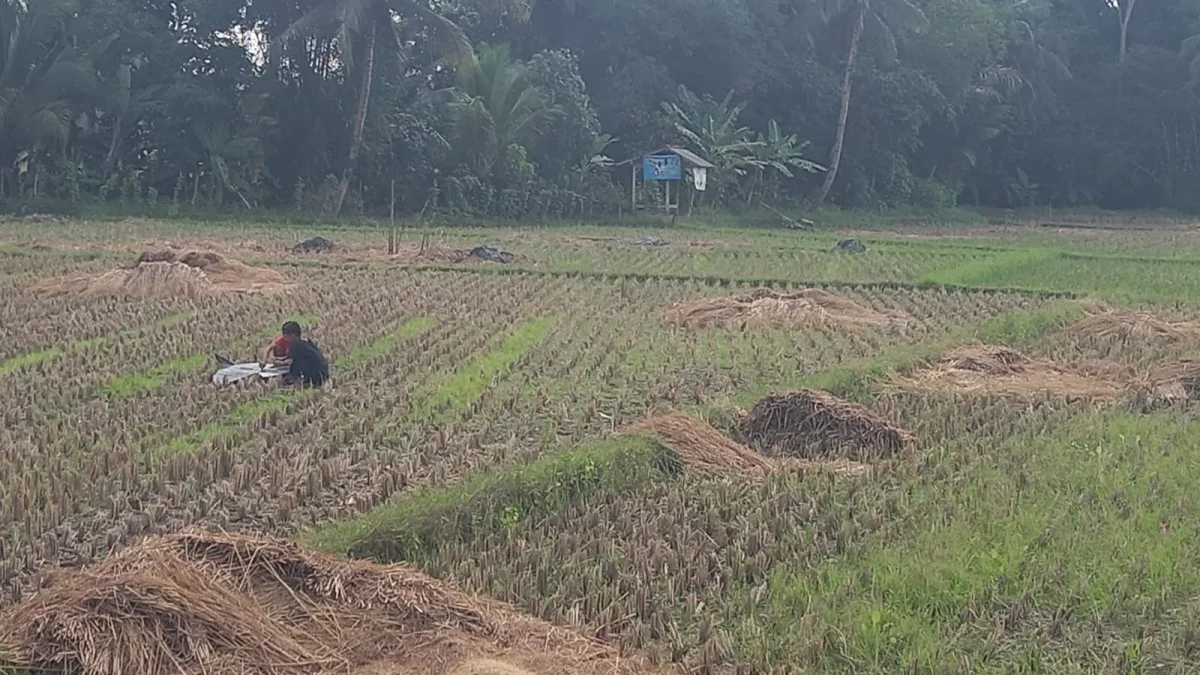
[0,310,194,377]
[0,347,64,376]
[340,315,436,369]
[925,248,1200,304]
[971,298,1086,348]
[921,248,1060,292]
[105,353,209,397]
[735,409,1200,672]
[415,316,552,418]
[303,435,679,559]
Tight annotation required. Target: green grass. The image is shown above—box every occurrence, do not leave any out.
[971,298,1087,348]
[340,315,436,369]
[105,353,209,397]
[303,435,679,559]
[0,310,194,377]
[414,316,552,418]
[925,248,1200,304]
[735,410,1200,672]
[0,347,64,376]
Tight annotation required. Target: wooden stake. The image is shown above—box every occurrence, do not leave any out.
[388,179,396,255]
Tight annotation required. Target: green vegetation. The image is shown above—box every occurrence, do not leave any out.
[739,410,1200,672]
[340,316,436,369]
[925,249,1200,303]
[0,310,194,377]
[415,317,552,418]
[105,353,209,397]
[304,435,679,559]
[0,347,64,377]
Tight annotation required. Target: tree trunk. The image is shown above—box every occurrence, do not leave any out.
[816,4,865,207]
[333,22,377,216]
[1118,0,1137,63]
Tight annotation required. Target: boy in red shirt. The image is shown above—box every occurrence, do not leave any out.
[260,322,297,367]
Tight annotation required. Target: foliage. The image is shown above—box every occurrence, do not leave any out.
[2,0,1200,214]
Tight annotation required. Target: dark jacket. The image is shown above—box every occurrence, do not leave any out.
[286,339,329,387]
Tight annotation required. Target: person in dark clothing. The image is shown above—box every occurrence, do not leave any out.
[279,321,329,387]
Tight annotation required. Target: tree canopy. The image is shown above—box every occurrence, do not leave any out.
[2,0,1199,216]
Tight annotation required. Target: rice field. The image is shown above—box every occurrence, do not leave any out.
[4,217,1200,673]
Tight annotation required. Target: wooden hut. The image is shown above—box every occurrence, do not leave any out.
[615,145,715,215]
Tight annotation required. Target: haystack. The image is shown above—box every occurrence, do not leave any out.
[33,261,218,300]
[0,530,654,675]
[628,413,870,477]
[665,288,908,330]
[175,250,291,293]
[739,390,914,460]
[32,250,290,300]
[893,344,1122,401]
[1066,309,1200,343]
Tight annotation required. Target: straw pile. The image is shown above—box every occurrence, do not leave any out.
[739,390,914,460]
[665,288,908,330]
[628,413,870,477]
[1138,360,1200,402]
[33,261,218,300]
[892,344,1122,401]
[0,530,654,675]
[33,250,290,300]
[356,659,537,675]
[1067,309,1200,343]
[627,414,773,478]
[173,250,291,293]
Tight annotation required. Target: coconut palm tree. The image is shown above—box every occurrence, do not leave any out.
[808,0,927,206]
[0,0,92,194]
[268,0,509,215]
[450,43,560,181]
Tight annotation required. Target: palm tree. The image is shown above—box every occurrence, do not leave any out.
[191,119,264,209]
[0,0,92,194]
[450,43,559,180]
[808,0,927,206]
[100,54,165,179]
[268,0,495,215]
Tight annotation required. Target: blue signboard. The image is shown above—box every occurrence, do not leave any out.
[643,153,682,181]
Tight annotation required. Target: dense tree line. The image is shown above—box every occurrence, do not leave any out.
[2,0,1200,217]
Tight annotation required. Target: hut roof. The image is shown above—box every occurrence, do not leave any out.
[616,145,715,169]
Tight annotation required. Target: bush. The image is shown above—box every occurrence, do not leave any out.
[910,177,958,209]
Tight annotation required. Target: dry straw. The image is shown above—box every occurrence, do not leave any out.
[1066,308,1200,343]
[665,288,909,331]
[32,250,290,300]
[891,344,1123,401]
[739,390,914,461]
[0,530,657,675]
[627,413,870,478]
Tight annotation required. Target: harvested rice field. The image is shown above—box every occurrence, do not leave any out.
[5,218,1200,674]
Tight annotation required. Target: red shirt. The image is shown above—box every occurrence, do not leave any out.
[269,336,290,358]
